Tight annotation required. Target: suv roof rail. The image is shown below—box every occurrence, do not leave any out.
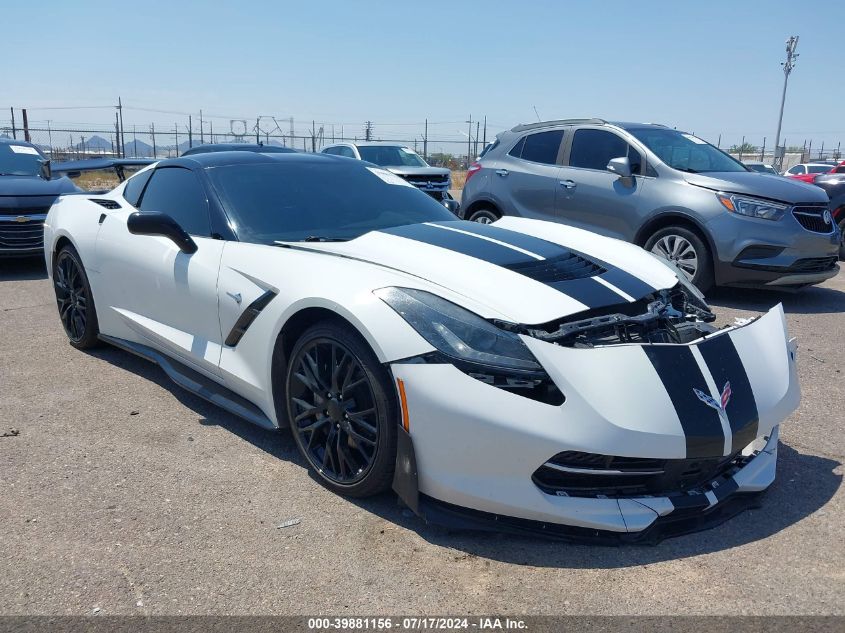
[511,118,607,132]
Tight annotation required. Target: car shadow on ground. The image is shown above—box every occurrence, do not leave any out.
[706,283,845,315]
[0,257,48,281]
[88,344,842,568]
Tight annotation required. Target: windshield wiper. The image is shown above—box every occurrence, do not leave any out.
[273,236,350,246]
[300,236,349,242]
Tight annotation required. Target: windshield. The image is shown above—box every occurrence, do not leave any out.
[628,128,747,173]
[0,143,46,177]
[746,164,775,174]
[207,161,455,244]
[808,165,832,174]
[357,146,427,167]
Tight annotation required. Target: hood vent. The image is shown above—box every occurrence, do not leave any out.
[505,252,605,283]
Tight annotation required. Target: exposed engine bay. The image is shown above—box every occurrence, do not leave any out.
[512,286,721,348]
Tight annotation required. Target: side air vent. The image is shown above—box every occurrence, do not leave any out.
[505,252,605,283]
[224,289,278,347]
[90,198,122,210]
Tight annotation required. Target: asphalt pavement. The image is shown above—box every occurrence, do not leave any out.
[1,258,842,616]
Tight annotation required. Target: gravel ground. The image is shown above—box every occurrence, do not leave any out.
[0,258,842,616]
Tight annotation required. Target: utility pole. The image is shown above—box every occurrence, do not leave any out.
[175,124,179,157]
[364,121,373,141]
[47,120,53,159]
[118,97,125,158]
[10,107,16,139]
[773,36,799,172]
[475,121,480,158]
[189,115,193,149]
[151,123,156,158]
[210,121,213,144]
[114,112,121,157]
[482,115,487,148]
[290,117,295,147]
[423,118,428,161]
[199,110,204,144]
[22,108,30,142]
[255,117,260,144]
[466,115,473,167]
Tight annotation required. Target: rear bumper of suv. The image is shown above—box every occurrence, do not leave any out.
[708,206,840,288]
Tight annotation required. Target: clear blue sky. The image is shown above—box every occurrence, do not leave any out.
[2,0,843,153]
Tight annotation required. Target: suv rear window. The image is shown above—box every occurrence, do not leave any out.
[569,129,641,173]
[508,130,564,165]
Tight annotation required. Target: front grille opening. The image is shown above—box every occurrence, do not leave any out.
[789,256,837,274]
[792,206,833,233]
[0,221,45,249]
[532,450,747,498]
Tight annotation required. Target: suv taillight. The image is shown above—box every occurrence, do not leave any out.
[465,162,482,184]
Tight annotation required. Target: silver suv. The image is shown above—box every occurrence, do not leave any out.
[460,119,840,290]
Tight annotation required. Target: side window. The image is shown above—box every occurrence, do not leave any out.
[834,165,845,174]
[569,129,638,173]
[139,167,211,236]
[509,130,564,165]
[122,169,153,207]
[788,165,803,175]
[339,146,356,158]
[508,136,526,159]
[322,147,340,155]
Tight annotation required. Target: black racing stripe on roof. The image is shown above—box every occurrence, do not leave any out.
[698,333,759,454]
[642,345,726,459]
[379,222,539,266]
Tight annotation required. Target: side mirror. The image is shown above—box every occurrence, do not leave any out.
[607,156,632,178]
[127,211,198,254]
[39,160,52,181]
[442,198,461,215]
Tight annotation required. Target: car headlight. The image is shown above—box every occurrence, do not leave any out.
[716,192,788,220]
[375,287,541,373]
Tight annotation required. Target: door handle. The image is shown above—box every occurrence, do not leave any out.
[495,169,509,177]
[559,180,577,189]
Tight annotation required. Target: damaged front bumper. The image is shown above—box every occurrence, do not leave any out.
[390,305,799,541]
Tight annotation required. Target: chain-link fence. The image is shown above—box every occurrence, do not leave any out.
[0,114,498,169]
[2,115,842,173]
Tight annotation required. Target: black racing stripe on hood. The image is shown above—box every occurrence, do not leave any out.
[697,333,759,454]
[642,345,726,459]
[380,221,659,307]
[430,221,570,259]
[547,278,632,310]
[379,222,535,267]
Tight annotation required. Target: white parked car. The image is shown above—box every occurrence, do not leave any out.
[44,150,800,542]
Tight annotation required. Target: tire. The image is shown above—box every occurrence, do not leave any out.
[284,320,398,498]
[53,245,101,349]
[837,216,845,261]
[467,206,499,224]
[645,226,714,293]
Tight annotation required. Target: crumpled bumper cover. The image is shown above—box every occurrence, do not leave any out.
[415,428,778,544]
[390,304,798,540]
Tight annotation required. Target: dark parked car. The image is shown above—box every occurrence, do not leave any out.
[813,171,845,259]
[0,138,81,257]
[181,143,296,156]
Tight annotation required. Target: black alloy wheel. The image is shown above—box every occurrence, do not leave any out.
[285,321,397,497]
[53,246,100,349]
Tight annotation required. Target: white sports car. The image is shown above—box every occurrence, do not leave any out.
[44,151,800,542]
